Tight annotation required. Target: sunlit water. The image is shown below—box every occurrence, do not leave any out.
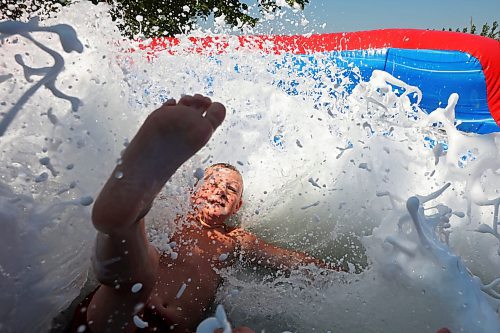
[0,2,499,333]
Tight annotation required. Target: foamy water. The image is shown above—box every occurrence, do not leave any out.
[0,2,499,333]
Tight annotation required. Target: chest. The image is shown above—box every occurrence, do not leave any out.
[171,228,239,268]
[143,229,239,330]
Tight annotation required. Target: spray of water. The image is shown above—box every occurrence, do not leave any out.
[0,2,499,332]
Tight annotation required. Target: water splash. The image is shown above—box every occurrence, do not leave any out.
[0,18,83,136]
[0,2,499,333]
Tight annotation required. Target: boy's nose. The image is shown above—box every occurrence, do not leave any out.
[214,187,226,196]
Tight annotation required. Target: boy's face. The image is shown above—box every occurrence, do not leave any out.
[191,166,243,226]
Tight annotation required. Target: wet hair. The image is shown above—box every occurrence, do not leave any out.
[205,163,244,195]
[206,163,242,177]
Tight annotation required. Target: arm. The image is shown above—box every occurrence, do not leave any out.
[229,228,339,272]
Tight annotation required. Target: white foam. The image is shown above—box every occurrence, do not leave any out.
[196,304,232,333]
[0,2,499,333]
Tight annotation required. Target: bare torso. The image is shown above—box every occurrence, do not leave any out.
[144,225,239,332]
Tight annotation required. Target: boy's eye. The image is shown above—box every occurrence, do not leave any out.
[227,186,237,193]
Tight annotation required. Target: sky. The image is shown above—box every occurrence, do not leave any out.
[301,0,500,33]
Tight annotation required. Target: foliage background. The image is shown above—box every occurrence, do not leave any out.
[0,0,309,38]
[443,19,498,41]
[1,1,497,40]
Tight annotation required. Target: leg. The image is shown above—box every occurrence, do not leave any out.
[92,94,226,232]
[88,94,226,332]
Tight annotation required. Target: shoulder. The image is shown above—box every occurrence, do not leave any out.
[227,228,261,251]
[227,227,253,239]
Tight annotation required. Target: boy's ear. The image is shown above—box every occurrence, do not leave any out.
[234,199,243,213]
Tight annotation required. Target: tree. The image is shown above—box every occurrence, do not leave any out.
[443,18,499,41]
[97,0,310,38]
[470,17,477,35]
[1,0,310,38]
[487,21,498,39]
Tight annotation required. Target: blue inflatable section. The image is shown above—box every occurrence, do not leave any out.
[278,49,496,134]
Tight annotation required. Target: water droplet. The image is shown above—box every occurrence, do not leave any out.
[80,196,94,206]
[114,171,124,179]
[35,172,49,183]
[193,167,204,181]
[133,314,148,328]
[134,303,145,313]
[131,283,143,293]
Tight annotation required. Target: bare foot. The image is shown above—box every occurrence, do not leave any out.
[92,94,226,232]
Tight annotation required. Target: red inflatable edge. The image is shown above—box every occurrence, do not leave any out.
[138,29,500,126]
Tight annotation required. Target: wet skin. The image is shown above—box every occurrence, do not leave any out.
[87,95,326,333]
[191,166,244,227]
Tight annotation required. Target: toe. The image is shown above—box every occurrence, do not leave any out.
[192,94,212,112]
[178,94,194,106]
[204,102,226,129]
[162,98,176,107]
